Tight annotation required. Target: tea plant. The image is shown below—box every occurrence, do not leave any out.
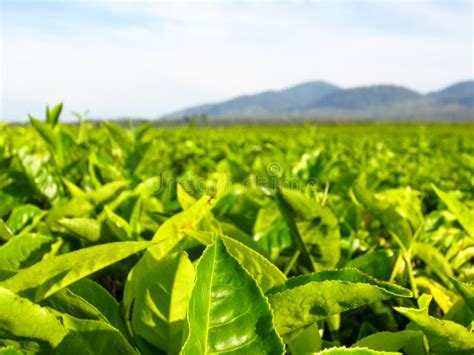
[0,105,473,354]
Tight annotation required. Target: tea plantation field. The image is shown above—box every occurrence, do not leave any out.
[0,105,473,354]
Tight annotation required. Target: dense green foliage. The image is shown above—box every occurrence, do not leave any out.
[0,105,473,354]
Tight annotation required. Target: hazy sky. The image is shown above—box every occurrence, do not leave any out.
[1,0,473,121]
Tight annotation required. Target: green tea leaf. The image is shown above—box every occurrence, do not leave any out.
[276,187,341,270]
[0,287,68,348]
[187,231,285,292]
[254,219,293,260]
[352,183,412,250]
[177,183,197,210]
[413,242,453,286]
[29,116,61,159]
[296,206,341,270]
[415,277,457,314]
[433,184,474,238]
[376,187,424,230]
[395,305,474,354]
[46,103,63,127]
[43,278,126,337]
[104,206,130,241]
[0,347,25,354]
[444,299,473,328]
[266,269,412,335]
[124,251,194,354]
[150,194,216,259]
[181,237,284,354]
[286,323,322,354]
[58,218,101,243]
[68,278,127,335]
[0,241,155,302]
[49,197,94,220]
[43,287,110,324]
[221,234,286,291]
[450,246,474,269]
[0,219,14,241]
[220,221,270,258]
[18,150,65,205]
[86,180,129,206]
[103,122,132,155]
[6,204,42,235]
[353,330,422,352]
[58,315,136,355]
[129,196,142,239]
[0,234,54,270]
[274,188,318,271]
[448,276,474,313]
[346,250,396,281]
[63,179,87,199]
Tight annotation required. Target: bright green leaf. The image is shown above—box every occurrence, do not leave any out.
[353,330,422,352]
[124,251,194,354]
[266,269,412,335]
[150,194,216,259]
[46,103,63,127]
[181,237,284,354]
[346,250,396,281]
[6,204,42,235]
[433,185,474,238]
[0,287,68,348]
[395,305,474,354]
[0,241,156,302]
[0,219,14,241]
[58,315,136,354]
[18,150,64,205]
[0,234,54,270]
[221,234,286,291]
[58,218,101,243]
[352,183,412,250]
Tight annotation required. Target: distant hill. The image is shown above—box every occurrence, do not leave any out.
[172,80,340,118]
[429,81,474,107]
[165,80,474,122]
[278,81,340,106]
[312,85,421,110]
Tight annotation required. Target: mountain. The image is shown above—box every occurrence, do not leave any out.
[165,80,474,122]
[311,85,421,110]
[169,81,340,118]
[429,81,474,107]
[199,91,295,116]
[278,81,340,106]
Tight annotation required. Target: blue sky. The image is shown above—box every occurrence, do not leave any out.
[1,0,473,121]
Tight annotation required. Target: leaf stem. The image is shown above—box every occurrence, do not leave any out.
[404,251,419,299]
[284,250,301,276]
[274,188,317,272]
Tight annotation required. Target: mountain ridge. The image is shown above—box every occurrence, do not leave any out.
[165,80,474,122]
